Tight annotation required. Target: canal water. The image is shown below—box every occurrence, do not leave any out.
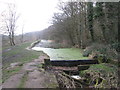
[32,41,89,60]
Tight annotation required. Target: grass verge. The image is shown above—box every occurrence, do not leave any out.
[2,67,21,83]
[2,42,44,83]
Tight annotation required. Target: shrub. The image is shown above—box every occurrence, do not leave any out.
[111,42,120,52]
[79,63,118,88]
[83,47,93,57]
[83,43,118,64]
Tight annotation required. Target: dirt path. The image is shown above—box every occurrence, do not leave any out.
[2,56,58,88]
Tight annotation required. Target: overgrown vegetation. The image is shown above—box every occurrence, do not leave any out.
[44,2,118,88]
[80,63,118,88]
[83,43,118,64]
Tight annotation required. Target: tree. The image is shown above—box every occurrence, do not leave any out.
[87,2,95,42]
[52,1,89,47]
[51,1,118,49]
[2,4,19,46]
[21,24,24,43]
[95,2,107,43]
[94,2,118,44]
[52,2,77,45]
[104,2,118,44]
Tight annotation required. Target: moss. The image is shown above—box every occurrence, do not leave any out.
[88,63,117,73]
[42,48,89,60]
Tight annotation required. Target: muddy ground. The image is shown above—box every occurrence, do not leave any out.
[2,56,59,88]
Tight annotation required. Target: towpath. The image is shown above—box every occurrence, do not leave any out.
[2,55,58,88]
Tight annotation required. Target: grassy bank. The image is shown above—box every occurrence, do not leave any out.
[2,42,45,82]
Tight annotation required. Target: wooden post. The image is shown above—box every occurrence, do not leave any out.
[44,59,51,70]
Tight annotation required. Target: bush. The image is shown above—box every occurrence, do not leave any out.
[79,63,118,88]
[83,47,92,57]
[83,43,118,64]
[97,54,111,63]
[111,42,120,52]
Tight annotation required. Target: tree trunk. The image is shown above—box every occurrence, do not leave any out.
[12,31,15,45]
[87,2,95,42]
[69,33,75,46]
[8,32,12,46]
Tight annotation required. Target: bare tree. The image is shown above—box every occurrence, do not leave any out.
[2,3,19,46]
[21,24,24,43]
